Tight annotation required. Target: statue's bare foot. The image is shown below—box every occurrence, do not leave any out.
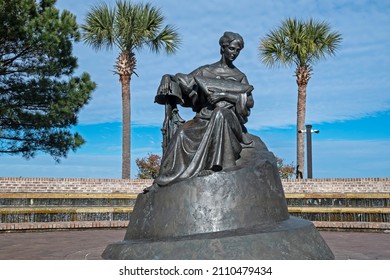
[142,183,159,194]
[197,170,214,177]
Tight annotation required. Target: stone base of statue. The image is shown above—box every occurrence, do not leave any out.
[102,217,333,260]
[102,135,334,260]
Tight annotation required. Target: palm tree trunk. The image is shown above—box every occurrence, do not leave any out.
[121,74,131,179]
[296,85,306,179]
[295,65,310,179]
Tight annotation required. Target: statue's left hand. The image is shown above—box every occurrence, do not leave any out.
[207,91,226,104]
[207,89,239,105]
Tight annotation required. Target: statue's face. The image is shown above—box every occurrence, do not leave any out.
[223,40,241,63]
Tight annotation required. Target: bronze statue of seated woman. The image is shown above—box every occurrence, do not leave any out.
[104,31,334,262]
[145,31,262,193]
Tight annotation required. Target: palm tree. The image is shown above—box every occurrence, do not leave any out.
[259,18,341,179]
[81,0,180,179]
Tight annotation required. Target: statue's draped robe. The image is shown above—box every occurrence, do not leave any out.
[154,64,254,186]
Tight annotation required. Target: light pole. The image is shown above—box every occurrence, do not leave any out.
[298,125,319,179]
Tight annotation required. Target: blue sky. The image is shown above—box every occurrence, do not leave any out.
[1,0,389,179]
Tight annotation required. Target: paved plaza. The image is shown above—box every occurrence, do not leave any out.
[0,229,389,260]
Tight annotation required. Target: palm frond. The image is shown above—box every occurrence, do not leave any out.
[148,24,181,54]
[304,18,342,64]
[114,0,139,50]
[81,1,116,51]
[82,0,181,70]
[110,1,181,54]
[259,17,342,69]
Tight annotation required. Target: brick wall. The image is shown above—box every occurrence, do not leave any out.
[0,177,389,193]
[282,178,390,193]
[1,177,389,231]
[0,177,153,193]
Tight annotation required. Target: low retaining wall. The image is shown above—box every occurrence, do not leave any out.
[0,177,153,194]
[282,178,390,193]
[1,177,389,194]
[1,177,389,232]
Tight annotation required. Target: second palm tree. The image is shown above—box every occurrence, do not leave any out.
[259,18,342,178]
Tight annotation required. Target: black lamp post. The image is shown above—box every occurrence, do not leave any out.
[298,125,319,179]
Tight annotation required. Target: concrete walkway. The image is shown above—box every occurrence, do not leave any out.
[0,229,389,260]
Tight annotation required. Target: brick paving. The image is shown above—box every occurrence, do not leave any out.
[0,229,389,260]
[0,229,124,260]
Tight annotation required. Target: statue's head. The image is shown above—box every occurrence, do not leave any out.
[219,31,244,55]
